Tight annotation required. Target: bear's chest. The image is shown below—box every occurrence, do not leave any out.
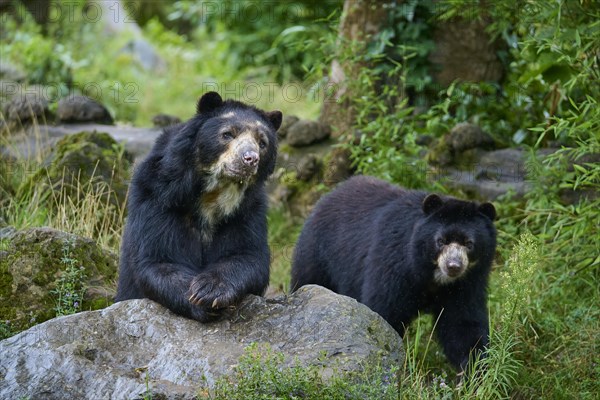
[199,182,247,239]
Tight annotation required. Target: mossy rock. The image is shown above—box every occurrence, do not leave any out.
[427,123,496,167]
[0,227,117,338]
[19,131,131,200]
[16,131,132,235]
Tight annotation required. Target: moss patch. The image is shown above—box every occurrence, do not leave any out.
[0,227,117,338]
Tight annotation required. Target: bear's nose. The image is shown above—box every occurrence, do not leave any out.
[446,260,463,275]
[242,151,259,167]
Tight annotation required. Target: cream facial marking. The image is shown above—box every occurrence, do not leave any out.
[204,131,261,184]
[199,129,263,240]
[248,120,267,130]
[434,242,470,285]
[220,111,236,119]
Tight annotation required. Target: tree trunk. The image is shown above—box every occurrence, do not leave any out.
[319,0,388,138]
[428,8,504,86]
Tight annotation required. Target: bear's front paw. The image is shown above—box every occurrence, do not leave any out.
[187,272,237,309]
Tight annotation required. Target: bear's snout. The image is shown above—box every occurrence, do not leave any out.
[213,133,261,180]
[242,149,259,168]
[446,259,464,276]
[435,242,469,284]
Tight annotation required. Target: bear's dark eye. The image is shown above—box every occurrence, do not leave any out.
[465,240,474,250]
[222,131,234,140]
[259,139,267,149]
[436,238,445,247]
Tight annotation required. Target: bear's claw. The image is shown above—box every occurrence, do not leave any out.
[187,272,236,309]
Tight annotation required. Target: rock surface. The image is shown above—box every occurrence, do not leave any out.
[57,95,114,125]
[286,120,331,147]
[276,115,299,139]
[323,146,354,186]
[443,148,557,200]
[295,154,321,182]
[2,92,51,126]
[447,122,495,154]
[152,113,181,127]
[0,285,404,400]
[0,227,118,334]
[428,122,495,166]
[2,123,161,162]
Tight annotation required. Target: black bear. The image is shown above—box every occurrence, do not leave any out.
[117,92,282,322]
[291,175,497,371]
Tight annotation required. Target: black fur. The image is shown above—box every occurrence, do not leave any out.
[291,175,497,370]
[116,92,281,322]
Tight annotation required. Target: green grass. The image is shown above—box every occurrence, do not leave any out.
[267,207,303,293]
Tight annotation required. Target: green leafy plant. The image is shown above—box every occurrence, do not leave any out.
[209,343,401,400]
[52,239,87,317]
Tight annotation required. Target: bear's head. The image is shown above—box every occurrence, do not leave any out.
[419,194,497,285]
[189,92,282,188]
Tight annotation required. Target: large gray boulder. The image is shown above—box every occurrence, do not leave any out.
[0,285,403,400]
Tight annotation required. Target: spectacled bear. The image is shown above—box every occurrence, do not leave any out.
[291,175,497,371]
[116,92,282,322]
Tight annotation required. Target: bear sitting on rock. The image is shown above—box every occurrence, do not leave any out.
[291,175,497,371]
[117,92,282,322]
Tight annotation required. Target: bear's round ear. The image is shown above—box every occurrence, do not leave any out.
[478,202,496,221]
[422,194,443,215]
[197,92,223,114]
[265,110,283,131]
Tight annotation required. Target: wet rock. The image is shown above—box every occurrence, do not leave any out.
[0,285,403,399]
[57,95,114,125]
